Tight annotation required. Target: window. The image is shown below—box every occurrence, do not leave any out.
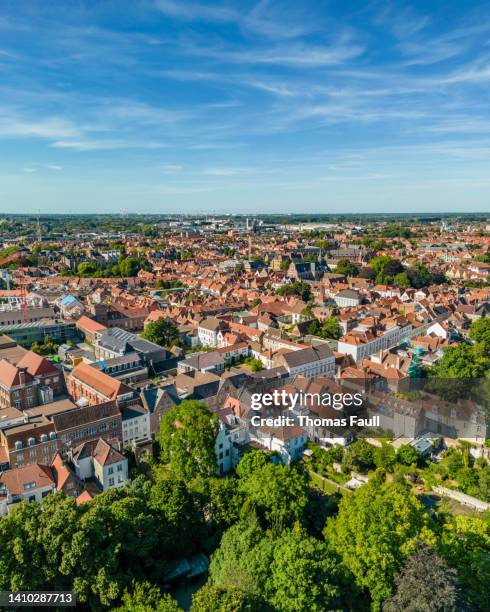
[24,482,36,490]
[108,467,114,475]
[28,437,35,447]
[112,420,119,428]
[117,464,123,472]
[15,441,23,450]
[108,478,114,486]
[100,423,108,432]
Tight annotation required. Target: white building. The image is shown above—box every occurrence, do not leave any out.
[71,438,128,491]
[121,404,151,445]
[197,317,227,347]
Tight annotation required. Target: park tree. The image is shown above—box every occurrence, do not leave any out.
[383,542,458,612]
[325,480,432,607]
[396,444,420,467]
[238,462,309,531]
[142,317,179,348]
[191,584,261,612]
[266,530,357,612]
[236,450,270,480]
[77,261,99,277]
[438,515,490,611]
[374,443,396,471]
[116,582,182,611]
[469,317,490,354]
[343,439,375,472]
[208,523,356,612]
[158,401,219,480]
[209,521,273,596]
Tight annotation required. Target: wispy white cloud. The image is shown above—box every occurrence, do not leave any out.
[155,0,238,22]
[162,164,183,172]
[50,139,167,151]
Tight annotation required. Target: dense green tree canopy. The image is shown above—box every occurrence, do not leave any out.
[335,258,359,277]
[325,480,431,607]
[158,401,220,480]
[141,317,179,348]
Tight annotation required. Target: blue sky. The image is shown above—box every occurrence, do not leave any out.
[1,0,490,214]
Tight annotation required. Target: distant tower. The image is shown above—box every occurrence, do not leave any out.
[36,210,42,243]
[248,235,252,261]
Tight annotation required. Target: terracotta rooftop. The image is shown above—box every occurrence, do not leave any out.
[70,362,132,400]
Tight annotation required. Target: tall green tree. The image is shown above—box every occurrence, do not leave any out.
[325,480,432,608]
[116,582,182,612]
[158,401,219,480]
[438,515,490,611]
[191,584,262,612]
[238,462,309,531]
[142,318,179,347]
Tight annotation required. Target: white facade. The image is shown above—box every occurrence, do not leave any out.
[122,410,151,445]
[338,324,412,362]
[215,424,232,474]
[94,458,128,491]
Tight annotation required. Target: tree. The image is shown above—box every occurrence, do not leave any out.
[383,542,458,612]
[245,357,264,372]
[236,450,270,480]
[267,530,356,612]
[344,439,375,472]
[321,316,342,340]
[469,317,490,354]
[119,257,141,277]
[325,480,431,607]
[208,524,356,612]
[158,401,219,480]
[142,318,179,348]
[116,582,182,611]
[77,261,99,277]
[396,444,420,467]
[335,259,359,277]
[191,584,261,612]
[438,515,490,611]
[277,281,311,302]
[374,443,396,471]
[208,521,273,596]
[394,272,410,289]
[238,462,309,531]
[370,255,393,275]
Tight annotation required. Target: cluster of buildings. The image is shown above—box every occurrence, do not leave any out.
[0,218,488,511]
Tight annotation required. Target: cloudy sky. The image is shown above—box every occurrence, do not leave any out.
[1,0,490,214]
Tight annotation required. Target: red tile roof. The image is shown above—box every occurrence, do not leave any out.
[17,351,58,377]
[70,362,132,400]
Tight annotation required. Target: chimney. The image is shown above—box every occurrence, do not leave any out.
[18,367,28,386]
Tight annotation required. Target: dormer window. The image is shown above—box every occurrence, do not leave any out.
[49,432,56,439]
[28,437,35,446]
[40,434,48,443]
[15,441,23,450]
